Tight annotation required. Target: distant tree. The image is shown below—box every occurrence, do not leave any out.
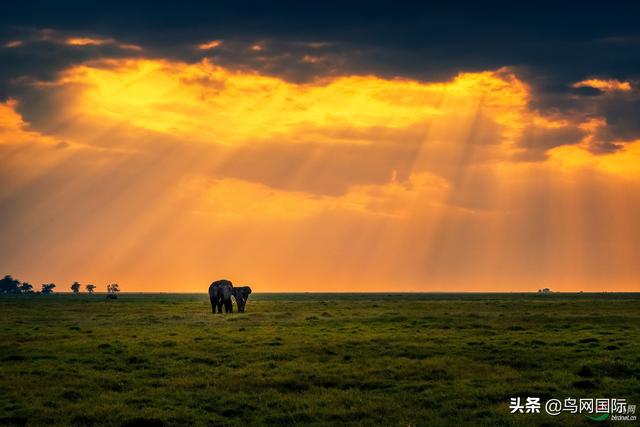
[41,283,56,294]
[106,283,120,299]
[86,284,96,294]
[70,282,81,294]
[19,282,34,293]
[0,275,21,294]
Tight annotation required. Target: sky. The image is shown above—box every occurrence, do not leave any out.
[1,2,640,292]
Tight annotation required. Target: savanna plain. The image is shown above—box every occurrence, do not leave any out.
[1,293,639,426]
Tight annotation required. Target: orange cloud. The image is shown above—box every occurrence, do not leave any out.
[0,99,60,147]
[66,37,111,46]
[547,139,640,177]
[573,78,632,92]
[2,59,640,292]
[198,40,222,50]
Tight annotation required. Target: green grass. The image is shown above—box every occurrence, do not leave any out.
[1,293,639,426]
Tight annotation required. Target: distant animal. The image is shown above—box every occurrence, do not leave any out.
[209,279,234,314]
[232,286,252,313]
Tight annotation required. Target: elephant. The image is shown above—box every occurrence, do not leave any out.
[232,286,252,313]
[208,279,234,314]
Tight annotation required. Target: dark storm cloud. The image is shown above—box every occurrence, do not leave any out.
[0,28,144,99]
[4,2,640,82]
[594,89,640,143]
[516,125,586,161]
[2,1,640,151]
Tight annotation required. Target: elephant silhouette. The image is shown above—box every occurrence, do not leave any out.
[209,279,234,314]
[232,286,252,313]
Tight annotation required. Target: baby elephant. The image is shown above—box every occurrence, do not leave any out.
[233,286,252,313]
[209,279,234,314]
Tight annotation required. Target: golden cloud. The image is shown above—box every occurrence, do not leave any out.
[573,78,632,92]
[66,37,112,46]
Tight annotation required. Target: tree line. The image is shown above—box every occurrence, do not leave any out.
[0,275,120,296]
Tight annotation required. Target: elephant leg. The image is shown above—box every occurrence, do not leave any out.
[226,299,233,313]
[216,300,223,313]
[209,296,216,314]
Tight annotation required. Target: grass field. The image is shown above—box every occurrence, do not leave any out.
[1,293,639,426]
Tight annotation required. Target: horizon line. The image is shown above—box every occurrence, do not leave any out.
[22,291,640,294]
